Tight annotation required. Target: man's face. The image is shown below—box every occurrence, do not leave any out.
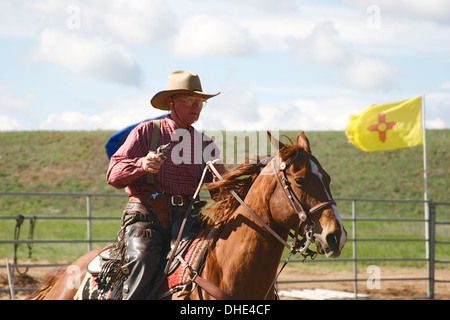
[171,93,206,126]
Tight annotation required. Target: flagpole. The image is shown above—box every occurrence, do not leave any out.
[422,95,428,208]
[421,95,430,255]
[422,95,435,298]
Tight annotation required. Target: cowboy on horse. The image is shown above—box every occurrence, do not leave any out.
[27,72,347,301]
[106,70,227,299]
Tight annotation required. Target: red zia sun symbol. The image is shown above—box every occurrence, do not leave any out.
[367,112,397,143]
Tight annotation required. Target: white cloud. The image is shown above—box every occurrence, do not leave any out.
[440,82,450,89]
[342,57,399,92]
[426,118,445,129]
[0,1,61,37]
[0,87,34,114]
[0,115,21,131]
[228,0,297,13]
[39,111,103,130]
[92,0,174,45]
[1,1,450,131]
[288,20,400,92]
[39,96,168,131]
[32,29,142,86]
[255,96,370,131]
[292,21,348,66]
[344,0,450,23]
[200,87,370,131]
[423,93,450,129]
[170,14,258,58]
[24,90,450,132]
[201,87,262,130]
[0,0,173,40]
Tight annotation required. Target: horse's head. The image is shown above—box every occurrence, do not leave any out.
[268,132,347,258]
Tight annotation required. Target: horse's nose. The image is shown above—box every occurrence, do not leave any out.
[325,230,340,253]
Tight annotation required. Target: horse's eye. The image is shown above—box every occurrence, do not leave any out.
[295,178,305,187]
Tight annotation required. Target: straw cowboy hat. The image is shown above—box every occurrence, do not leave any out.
[150,70,220,110]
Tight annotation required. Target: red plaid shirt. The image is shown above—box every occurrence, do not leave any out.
[106,116,221,196]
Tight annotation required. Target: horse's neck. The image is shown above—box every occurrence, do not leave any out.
[204,174,288,299]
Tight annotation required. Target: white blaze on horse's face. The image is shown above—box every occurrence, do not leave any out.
[310,160,347,257]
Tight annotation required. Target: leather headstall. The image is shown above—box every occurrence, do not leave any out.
[271,150,336,250]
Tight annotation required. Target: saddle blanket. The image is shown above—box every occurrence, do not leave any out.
[74,226,219,300]
[158,226,218,298]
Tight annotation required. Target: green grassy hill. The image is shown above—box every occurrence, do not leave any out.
[0,129,449,264]
[1,130,448,201]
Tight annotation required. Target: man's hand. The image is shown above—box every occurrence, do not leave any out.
[142,152,166,173]
[206,159,227,176]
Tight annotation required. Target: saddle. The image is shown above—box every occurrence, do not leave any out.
[75,224,221,300]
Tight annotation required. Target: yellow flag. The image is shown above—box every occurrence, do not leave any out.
[345,96,423,152]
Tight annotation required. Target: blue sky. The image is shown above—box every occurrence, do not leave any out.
[1,0,449,131]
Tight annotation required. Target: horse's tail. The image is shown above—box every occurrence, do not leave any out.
[26,267,68,300]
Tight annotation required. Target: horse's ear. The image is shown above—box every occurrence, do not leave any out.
[297,131,312,153]
[267,131,284,151]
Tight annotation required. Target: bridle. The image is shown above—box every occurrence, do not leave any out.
[271,149,336,256]
[264,149,336,299]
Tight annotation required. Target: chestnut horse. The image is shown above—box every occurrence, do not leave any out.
[28,132,346,300]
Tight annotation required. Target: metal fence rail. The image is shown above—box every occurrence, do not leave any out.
[0,192,449,299]
[276,198,450,299]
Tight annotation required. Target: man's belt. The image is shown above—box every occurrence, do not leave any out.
[129,193,193,208]
[127,193,194,229]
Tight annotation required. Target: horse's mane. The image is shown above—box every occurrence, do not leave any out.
[202,139,299,227]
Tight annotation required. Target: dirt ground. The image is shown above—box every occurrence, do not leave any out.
[1,263,449,300]
[276,266,450,300]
